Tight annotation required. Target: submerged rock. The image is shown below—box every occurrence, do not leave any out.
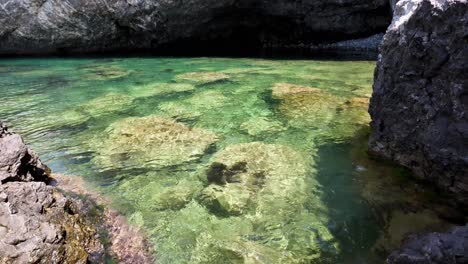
[369,0,468,204]
[78,92,135,117]
[128,82,195,98]
[92,116,218,170]
[159,90,227,120]
[80,64,133,81]
[239,117,285,136]
[387,225,468,264]
[199,142,338,260]
[174,72,230,84]
[271,82,342,129]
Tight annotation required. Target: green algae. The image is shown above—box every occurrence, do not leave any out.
[91,116,218,170]
[1,57,452,264]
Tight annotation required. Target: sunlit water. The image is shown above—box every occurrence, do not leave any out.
[0,58,455,263]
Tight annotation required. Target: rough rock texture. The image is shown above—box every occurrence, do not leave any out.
[0,122,50,183]
[387,225,468,264]
[0,122,103,263]
[369,0,468,204]
[0,0,391,55]
[0,182,102,264]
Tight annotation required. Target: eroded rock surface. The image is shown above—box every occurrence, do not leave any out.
[387,225,468,264]
[0,0,391,55]
[0,122,103,264]
[369,0,468,204]
[0,122,49,183]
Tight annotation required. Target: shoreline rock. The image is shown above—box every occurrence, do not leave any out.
[0,122,154,263]
[369,0,468,205]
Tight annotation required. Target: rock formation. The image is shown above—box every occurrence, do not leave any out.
[0,122,102,263]
[369,0,468,204]
[387,225,468,264]
[0,0,391,55]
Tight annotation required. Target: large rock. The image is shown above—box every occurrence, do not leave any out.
[0,122,103,263]
[387,225,468,264]
[0,122,49,183]
[0,0,391,55]
[0,182,102,264]
[369,0,468,204]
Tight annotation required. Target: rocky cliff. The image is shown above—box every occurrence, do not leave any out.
[0,0,391,55]
[369,0,468,205]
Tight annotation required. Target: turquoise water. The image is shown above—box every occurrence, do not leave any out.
[0,58,454,263]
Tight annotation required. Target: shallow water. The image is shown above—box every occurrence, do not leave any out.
[0,57,455,263]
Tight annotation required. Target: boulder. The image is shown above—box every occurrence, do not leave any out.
[369,0,468,204]
[0,122,50,183]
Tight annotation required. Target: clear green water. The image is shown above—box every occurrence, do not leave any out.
[0,58,453,263]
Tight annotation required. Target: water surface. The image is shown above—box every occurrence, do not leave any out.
[0,57,455,263]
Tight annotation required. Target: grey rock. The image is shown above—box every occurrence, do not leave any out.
[387,225,468,264]
[369,0,468,204]
[0,181,102,264]
[0,122,103,263]
[0,122,50,184]
[0,0,392,55]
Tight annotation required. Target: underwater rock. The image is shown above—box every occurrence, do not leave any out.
[271,82,342,129]
[78,92,135,117]
[159,90,227,120]
[369,0,468,204]
[387,225,468,264]
[80,64,133,81]
[0,123,103,264]
[199,142,338,260]
[0,122,50,183]
[239,117,285,136]
[92,116,218,170]
[129,82,195,98]
[272,82,322,97]
[174,72,230,84]
[118,174,202,211]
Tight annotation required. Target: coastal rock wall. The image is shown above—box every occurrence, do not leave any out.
[0,0,391,55]
[369,0,468,204]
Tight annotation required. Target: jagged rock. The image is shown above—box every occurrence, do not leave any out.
[369,0,468,204]
[0,0,391,55]
[0,122,103,264]
[0,182,102,264]
[387,225,468,264]
[91,116,218,170]
[0,122,50,184]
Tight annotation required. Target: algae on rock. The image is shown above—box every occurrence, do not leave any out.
[175,72,230,84]
[91,116,218,170]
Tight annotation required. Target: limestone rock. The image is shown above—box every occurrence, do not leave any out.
[0,182,102,264]
[0,122,50,184]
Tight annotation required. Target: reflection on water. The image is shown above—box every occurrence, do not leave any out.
[0,57,458,263]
